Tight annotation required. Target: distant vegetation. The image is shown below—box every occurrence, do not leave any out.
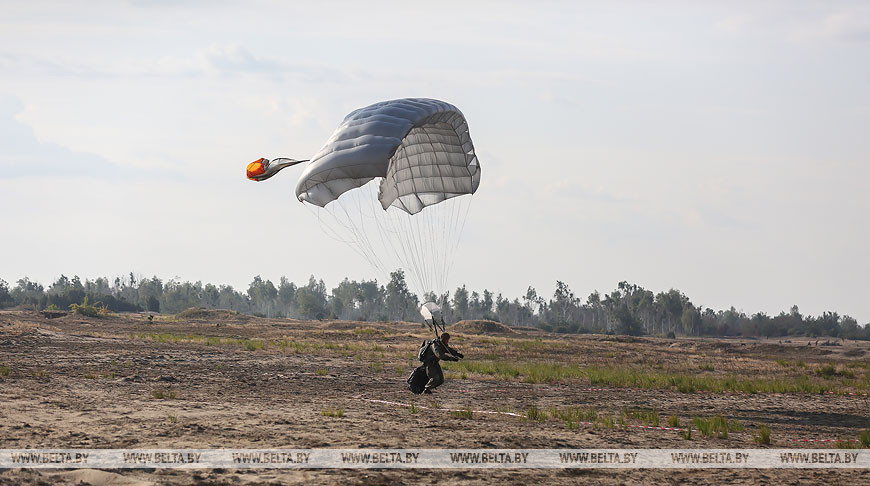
[1,272,867,340]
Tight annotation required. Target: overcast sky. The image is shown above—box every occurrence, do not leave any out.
[1,1,868,321]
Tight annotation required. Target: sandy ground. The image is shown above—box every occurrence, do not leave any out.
[0,310,868,485]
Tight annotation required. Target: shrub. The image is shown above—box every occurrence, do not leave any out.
[69,296,108,318]
[817,364,837,378]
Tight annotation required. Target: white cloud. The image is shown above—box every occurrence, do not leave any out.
[790,10,870,42]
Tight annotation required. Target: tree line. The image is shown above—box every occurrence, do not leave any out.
[1,272,868,340]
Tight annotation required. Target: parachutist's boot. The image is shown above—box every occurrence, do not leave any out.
[423,388,433,394]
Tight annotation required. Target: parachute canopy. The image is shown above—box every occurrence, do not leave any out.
[295,98,480,215]
[420,302,442,325]
[246,98,481,300]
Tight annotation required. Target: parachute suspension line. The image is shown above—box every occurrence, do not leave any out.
[396,200,429,295]
[332,199,384,273]
[380,192,426,295]
[308,185,390,278]
[427,200,439,294]
[444,194,462,292]
[303,180,474,306]
[347,185,390,275]
[447,195,473,290]
[366,181,429,298]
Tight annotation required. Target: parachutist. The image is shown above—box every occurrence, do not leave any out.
[418,332,463,394]
[408,302,464,394]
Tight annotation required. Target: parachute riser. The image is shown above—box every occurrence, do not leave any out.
[425,318,444,339]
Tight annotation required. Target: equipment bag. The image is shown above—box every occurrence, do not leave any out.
[407,364,428,394]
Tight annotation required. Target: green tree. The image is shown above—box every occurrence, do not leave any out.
[385,270,417,321]
[277,277,298,317]
[681,303,701,336]
[296,275,327,319]
[613,302,644,336]
[0,279,13,308]
[331,278,361,320]
[247,275,278,317]
[12,277,45,309]
[453,285,469,319]
[138,276,164,311]
[357,280,385,321]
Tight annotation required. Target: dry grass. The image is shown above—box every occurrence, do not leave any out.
[151,389,178,400]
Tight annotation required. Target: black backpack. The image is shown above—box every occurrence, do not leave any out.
[417,339,435,362]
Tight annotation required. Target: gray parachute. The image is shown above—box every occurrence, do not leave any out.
[248,98,481,300]
[295,98,481,215]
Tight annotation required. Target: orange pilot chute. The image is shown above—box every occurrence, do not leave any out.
[246,158,268,180]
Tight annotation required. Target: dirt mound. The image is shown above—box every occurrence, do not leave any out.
[450,320,516,335]
[174,307,251,322]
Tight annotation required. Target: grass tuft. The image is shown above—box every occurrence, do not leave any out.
[624,409,660,427]
[451,409,474,419]
[321,408,344,418]
[525,406,548,422]
[755,425,771,445]
[693,415,732,438]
